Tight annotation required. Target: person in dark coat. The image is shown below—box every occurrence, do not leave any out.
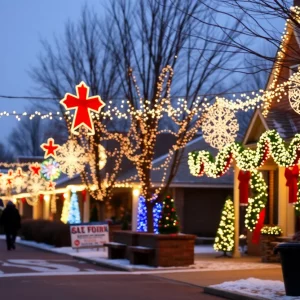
[0,200,21,250]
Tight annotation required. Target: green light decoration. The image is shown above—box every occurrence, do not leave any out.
[188,130,300,231]
[214,197,235,256]
[188,130,300,178]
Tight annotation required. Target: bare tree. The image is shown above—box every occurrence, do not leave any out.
[8,106,67,157]
[31,7,126,203]
[169,0,300,78]
[103,0,246,232]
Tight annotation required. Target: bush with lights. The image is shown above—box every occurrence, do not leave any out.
[261,225,282,236]
[158,195,179,234]
[214,197,235,256]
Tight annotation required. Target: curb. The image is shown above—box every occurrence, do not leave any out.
[204,287,266,300]
[71,255,134,272]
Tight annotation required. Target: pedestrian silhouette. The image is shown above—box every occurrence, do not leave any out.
[0,200,21,250]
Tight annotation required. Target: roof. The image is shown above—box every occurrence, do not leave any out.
[262,21,300,139]
[118,135,233,188]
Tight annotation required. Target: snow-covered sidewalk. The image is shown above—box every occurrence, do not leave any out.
[209,278,300,300]
[1,236,280,273]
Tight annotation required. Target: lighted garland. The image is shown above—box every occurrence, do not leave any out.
[261,225,282,236]
[188,130,300,178]
[245,170,268,231]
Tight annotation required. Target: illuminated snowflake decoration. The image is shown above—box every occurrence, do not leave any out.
[202,103,239,150]
[14,169,28,194]
[98,144,107,170]
[41,158,61,181]
[27,175,46,196]
[56,139,88,178]
[0,174,7,194]
[289,71,300,114]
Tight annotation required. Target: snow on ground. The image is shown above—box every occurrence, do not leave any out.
[4,237,279,272]
[211,278,300,300]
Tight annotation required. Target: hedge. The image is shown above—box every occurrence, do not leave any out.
[20,219,71,247]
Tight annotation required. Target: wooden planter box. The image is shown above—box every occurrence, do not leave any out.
[112,231,195,267]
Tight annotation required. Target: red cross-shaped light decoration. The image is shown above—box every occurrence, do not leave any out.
[60,81,105,135]
[41,138,60,159]
[30,163,41,176]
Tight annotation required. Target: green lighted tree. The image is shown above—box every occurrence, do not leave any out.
[158,195,179,234]
[214,197,235,257]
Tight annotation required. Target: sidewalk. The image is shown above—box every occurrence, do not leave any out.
[4,236,288,299]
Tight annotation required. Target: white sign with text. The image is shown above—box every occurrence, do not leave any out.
[70,223,109,249]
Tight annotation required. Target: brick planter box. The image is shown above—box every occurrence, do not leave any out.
[261,235,280,263]
[112,231,195,267]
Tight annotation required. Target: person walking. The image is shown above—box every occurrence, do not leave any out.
[0,200,21,250]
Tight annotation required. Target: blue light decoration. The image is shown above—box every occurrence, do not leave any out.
[68,190,81,224]
[137,195,162,233]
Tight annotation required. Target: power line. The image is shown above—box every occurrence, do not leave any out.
[0,89,264,101]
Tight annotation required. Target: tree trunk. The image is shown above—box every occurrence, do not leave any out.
[146,201,154,233]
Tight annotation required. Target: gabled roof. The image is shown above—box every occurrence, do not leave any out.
[259,18,300,139]
[118,135,233,188]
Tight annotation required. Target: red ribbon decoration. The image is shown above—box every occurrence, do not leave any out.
[82,189,87,202]
[39,194,44,202]
[284,165,299,204]
[238,170,251,206]
[21,198,26,204]
[252,208,266,244]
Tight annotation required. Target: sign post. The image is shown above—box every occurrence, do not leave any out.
[70,222,109,251]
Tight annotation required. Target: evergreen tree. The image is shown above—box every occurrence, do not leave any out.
[158,195,179,234]
[137,195,162,233]
[67,191,81,224]
[214,197,235,256]
[60,197,70,224]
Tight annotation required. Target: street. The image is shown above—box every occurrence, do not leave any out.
[0,240,222,300]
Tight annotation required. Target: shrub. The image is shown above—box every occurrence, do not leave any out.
[20,219,71,247]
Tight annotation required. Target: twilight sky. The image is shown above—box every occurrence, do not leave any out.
[0,0,104,141]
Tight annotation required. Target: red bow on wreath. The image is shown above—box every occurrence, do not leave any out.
[238,170,251,206]
[284,165,299,204]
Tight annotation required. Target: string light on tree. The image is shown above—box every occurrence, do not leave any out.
[201,103,239,150]
[98,144,107,170]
